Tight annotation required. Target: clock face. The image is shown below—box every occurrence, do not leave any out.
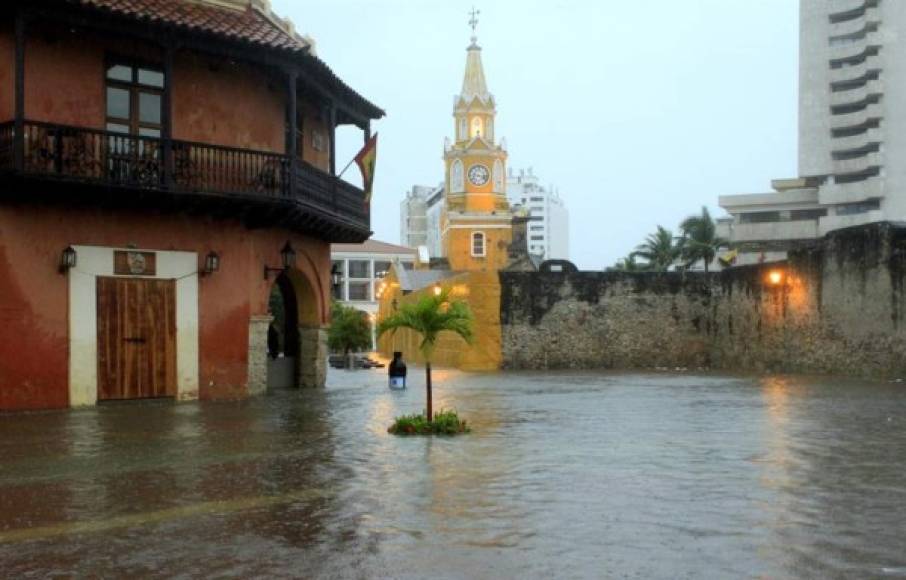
[468,164,490,186]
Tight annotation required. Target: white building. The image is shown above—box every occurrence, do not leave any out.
[400,185,431,250]
[399,183,445,259]
[331,240,417,345]
[506,167,570,261]
[720,0,901,262]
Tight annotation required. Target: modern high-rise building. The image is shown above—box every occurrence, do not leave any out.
[400,185,432,249]
[507,167,570,261]
[720,0,902,264]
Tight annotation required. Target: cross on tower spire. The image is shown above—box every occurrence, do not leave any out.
[469,7,480,46]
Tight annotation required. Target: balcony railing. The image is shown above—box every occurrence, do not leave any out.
[0,120,369,232]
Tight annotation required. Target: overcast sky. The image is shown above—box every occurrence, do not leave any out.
[272,0,799,270]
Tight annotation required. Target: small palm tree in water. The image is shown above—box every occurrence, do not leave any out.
[377,288,474,421]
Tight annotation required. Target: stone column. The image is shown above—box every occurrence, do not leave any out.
[247,315,274,396]
[298,326,328,388]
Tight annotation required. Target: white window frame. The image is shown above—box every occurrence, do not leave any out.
[471,231,487,257]
[451,159,465,193]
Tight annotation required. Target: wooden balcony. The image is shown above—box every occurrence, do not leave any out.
[0,120,371,242]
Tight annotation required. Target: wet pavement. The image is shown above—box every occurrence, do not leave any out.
[2,369,906,579]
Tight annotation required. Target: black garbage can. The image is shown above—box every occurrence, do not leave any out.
[388,351,407,390]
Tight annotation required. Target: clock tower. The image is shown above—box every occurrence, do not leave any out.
[441,11,512,271]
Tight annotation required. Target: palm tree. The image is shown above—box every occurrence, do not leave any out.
[608,254,646,272]
[377,289,474,421]
[633,226,679,271]
[678,206,728,273]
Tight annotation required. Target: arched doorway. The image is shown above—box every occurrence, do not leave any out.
[259,267,327,391]
[267,273,300,389]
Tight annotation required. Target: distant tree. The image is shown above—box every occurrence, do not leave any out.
[678,206,728,274]
[607,254,646,272]
[377,289,473,422]
[633,226,680,271]
[328,303,372,359]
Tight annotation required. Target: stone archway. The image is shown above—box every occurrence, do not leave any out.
[266,273,301,389]
[249,266,327,395]
[281,267,327,388]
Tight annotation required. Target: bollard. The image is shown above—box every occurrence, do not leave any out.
[388,351,407,390]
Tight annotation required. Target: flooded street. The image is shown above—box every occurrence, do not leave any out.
[2,370,906,579]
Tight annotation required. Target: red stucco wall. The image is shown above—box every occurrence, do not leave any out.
[18,24,327,157]
[172,53,286,153]
[24,30,105,128]
[0,26,13,121]
[0,204,331,411]
[300,102,331,172]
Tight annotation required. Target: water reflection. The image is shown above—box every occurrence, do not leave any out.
[1,371,906,578]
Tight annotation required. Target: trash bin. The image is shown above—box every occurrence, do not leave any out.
[389,351,407,390]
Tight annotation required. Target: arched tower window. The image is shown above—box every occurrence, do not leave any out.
[487,118,494,142]
[451,159,465,193]
[458,117,467,141]
[493,159,504,193]
[471,232,486,257]
[471,117,483,139]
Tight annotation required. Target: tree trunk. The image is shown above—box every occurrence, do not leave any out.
[425,361,433,422]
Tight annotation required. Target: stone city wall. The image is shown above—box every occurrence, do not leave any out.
[500,223,906,379]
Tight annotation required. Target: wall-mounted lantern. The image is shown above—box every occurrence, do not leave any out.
[331,263,342,291]
[433,283,443,297]
[767,269,784,287]
[59,246,77,274]
[200,251,220,277]
[264,242,296,280]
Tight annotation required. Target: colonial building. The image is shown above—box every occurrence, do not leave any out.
[0,0,383,410]
[720,0,903,264]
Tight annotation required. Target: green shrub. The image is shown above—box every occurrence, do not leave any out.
[388,409,471,436]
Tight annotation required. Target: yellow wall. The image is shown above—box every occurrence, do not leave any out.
[445,224,511,272]
[376,270,502,372]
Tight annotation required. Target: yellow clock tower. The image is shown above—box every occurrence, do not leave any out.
[441,11,512,271]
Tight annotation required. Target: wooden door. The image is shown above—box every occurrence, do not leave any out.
[97,277,177,400]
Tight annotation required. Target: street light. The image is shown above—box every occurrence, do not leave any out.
[768,270,784,286]
[433,283,443,297]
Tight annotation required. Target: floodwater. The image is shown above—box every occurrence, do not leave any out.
[2,371,906,579]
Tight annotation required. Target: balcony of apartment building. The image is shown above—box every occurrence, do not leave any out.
[828,0,880,30]
[719,183,824,243]
[0,2,384,243]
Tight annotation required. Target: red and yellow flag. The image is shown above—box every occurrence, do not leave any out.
[355,133,378,204]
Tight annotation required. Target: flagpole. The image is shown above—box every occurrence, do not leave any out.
[337,157,356,179]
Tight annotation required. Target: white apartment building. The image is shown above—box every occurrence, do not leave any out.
[400,185,432,249]
[720,0,902,261]
[331,240,417,345]
[506,167,570,261]
[399,184,444,258]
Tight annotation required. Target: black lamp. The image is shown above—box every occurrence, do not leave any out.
[201,251,220,277]
[59,246,77,274]
[281,242,296,270]
[264,242,297,279]
[330,263,342,290]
